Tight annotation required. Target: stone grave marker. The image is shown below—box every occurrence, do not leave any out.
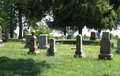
[84,35,86,39]
[90,32,97,40]
[97,32,100,39]
[25,34,32,48]
[74,34,85,58]
[116,39,120,53]
[46,38,58,56]
[0,26,4,47]
[2,33,9,42]
[38,34,49,49]
[98,32,113,60]
[28,31,40,55]
[115,35,118,40]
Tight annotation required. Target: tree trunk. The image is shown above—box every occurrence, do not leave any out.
[63,29,66,37]
[98,29,101,34]
[78,27,82,34]
[10,20,14,38]
[18,5,22,39]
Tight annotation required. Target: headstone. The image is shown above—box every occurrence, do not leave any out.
[111,43,114,48]
[90,32,97,40]
[97,32,100,39]
[2,33,9,42]
[74,34,85,58]
[98,32,113,60]
[38,34,49,49]
[0,26,4,47]
[67,35,73,39]
[25,34,32,48]
[28,31,40,55]
[84,35,86,39]
[46,38,58,56]
[116,39,120,53]
[115,35,118,40]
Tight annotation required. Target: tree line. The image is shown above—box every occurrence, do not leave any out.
[0,0,120,39]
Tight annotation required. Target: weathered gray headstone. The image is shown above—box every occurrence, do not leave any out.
[2,33,9,42]
[97,32,100,39]
[25,34,32,48]
[115,35,118,40]
[46,38,58,56]
[102,32,110,40]
[90,32,97,40]
[116,39,120,53]
[74,34,85,58]
[38,34,49,49]
[98,32,113,60]
[28,31,40,55]
[84,35,86,39]
[0,26,4,47]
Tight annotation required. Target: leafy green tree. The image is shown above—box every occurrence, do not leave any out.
[47,0,117,35]
[0,0,18,38]
[30,24,53,42]
[86,0,117,32]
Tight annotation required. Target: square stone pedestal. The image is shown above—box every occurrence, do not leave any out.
[46,48,58,56]
[74,54,85,58]
[28,51,40,55]
[98,54,113,60]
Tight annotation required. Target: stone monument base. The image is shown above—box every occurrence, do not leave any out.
[46,48,58,56]
[38,45,49,49]
[74,54,85,58]
[98,54,113,60]
[71,47,76,50]
[116,50,120,54]
[0,40,3,44]
[0,44,4,47]
[28,51,40,55]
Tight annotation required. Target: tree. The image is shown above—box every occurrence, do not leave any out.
[0,0,18,38]
[47,0,117,35]
[86,0,117,32]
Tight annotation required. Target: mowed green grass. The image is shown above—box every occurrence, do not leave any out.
[0,39,120,76]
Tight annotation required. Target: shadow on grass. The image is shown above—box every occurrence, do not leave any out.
[0,56,51,76]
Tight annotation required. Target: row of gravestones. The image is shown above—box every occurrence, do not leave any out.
[75,32,113,60]
[26,31,58,56]
[84,32,119,40]
[26,31,118,60]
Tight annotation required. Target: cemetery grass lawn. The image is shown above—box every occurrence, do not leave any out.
[0,39,120,76]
